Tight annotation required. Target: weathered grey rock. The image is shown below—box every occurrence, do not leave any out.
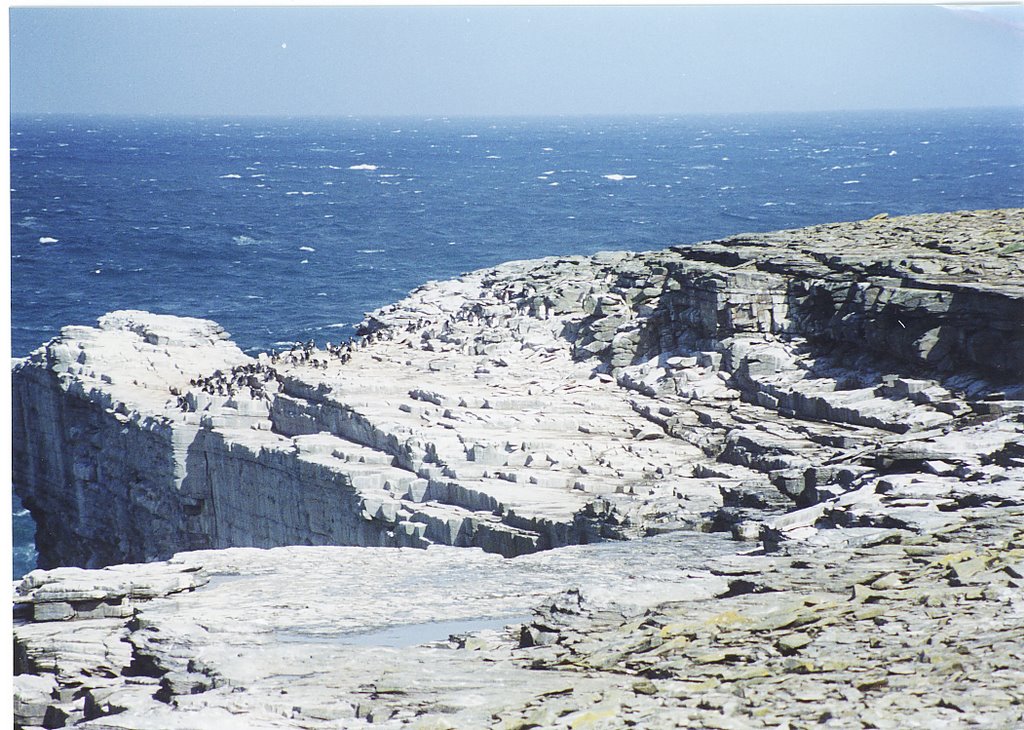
[13,534,736,729]
[11,209,1024,728]
[13,673,57,728]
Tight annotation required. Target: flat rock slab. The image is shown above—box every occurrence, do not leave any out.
[15,533,737,729]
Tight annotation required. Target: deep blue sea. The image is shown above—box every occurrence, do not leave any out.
[11,108,1024,577]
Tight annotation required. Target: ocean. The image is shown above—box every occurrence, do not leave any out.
[11,108,1024,577]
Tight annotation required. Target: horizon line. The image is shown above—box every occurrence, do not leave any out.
[11,104,1024,121]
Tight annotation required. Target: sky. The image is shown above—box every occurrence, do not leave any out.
[7,4,1024,117]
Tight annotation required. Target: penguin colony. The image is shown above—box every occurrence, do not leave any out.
[171,324,407,411]
[169,295,521,413]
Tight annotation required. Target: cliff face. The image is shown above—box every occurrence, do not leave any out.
[11,313,250,567]
[11,210,1024,730]
[12,209,1024,570]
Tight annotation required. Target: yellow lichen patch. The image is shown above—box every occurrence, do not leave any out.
[567,705,619,729]
[930,549,977,568]
[853,605,887,621]
[869,572,905,591]
[650,635,691,656]
[658,621,695,638]
[721,666,773,682]
[704,609,749,628]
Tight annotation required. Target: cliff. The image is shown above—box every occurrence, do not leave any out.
[12,209,1024,728]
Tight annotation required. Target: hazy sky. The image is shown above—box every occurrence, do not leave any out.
[9,4,1024,117]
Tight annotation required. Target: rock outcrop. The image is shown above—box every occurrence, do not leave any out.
[12,209,1024,728]
[14,209,1024,569]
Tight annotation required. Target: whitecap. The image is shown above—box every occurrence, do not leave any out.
[542,147,554,151]
[317,292,328,297]
[549,182,560,186]
[300,259,309,264]
[38,236,58,244]
[842,180,861,185]
[542,170,556,175]
[357,248,385,254]
[299,246,316,252]
[219,173,242,179]
[485,155,501,159]
[761,202,778,207]
[889,150,898,156]
[602,174,636,181]
[349,163,378,171]
[461,134,479,138]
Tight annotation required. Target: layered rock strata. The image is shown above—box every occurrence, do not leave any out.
[13,209,1024,569]
[11,209,1024,726]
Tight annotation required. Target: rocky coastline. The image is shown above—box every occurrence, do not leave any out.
[12,209,1024,728]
